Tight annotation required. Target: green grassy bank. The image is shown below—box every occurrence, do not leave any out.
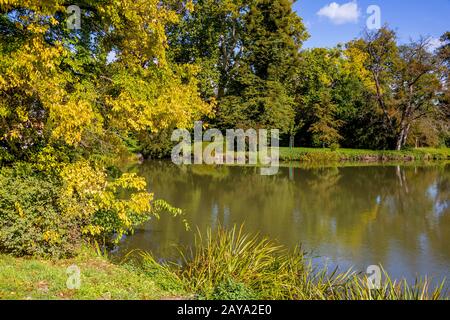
[194,144,450,163]
[279,147,450,162]
[0,247,185,300]
[0,227,447,300]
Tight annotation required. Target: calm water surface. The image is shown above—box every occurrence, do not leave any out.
[116,161,450,283]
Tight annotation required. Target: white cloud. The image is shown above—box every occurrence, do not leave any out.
[317,1,360,25]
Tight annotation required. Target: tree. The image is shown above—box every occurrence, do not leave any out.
[438,32,450,146]
[0,0,210,161]
[218,0,308,134]
[308,91,343,147]
[0,0,208,255]
[348,27,446,150]
[295,48,345,147]
[346,28,399,148]
[393,39,443,150]
[165,0,247,100]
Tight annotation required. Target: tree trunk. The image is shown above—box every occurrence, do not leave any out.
[396,123,411,151]
[396,130,404,151]
[289,135,295,149]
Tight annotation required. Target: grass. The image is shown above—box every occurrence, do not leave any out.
[195,142,450,163]
[1,227,448,300]
[138,226,448,300]
[0,246,185,300]
[279,147,450,162]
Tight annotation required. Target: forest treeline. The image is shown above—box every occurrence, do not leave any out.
[160,0,450,153]
[0,0,449,257]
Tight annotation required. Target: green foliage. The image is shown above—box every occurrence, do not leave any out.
[279,147,450,162]
[130,252,185,294]
[219,78,296,132]
[308,93,343,147]
[0,165,81,257]
[0,0,448,269]
[165,0,246,100]
[167,0,309,134]
[296,47,366,148]
[329,143,339,152]
[150,226,318,300]
[138,226,447,300]
[218,0,307,133]
[211,278,259,300]
[138,129,175,159]
[162,1,442,150]
[0,0,205,257]
[2,240,447,300]
[173,17,448,150]
[0,0,210,162]
[346,28,447,150]
[0,161,183,257]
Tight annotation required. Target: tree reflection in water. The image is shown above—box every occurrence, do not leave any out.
[116,161,450,284]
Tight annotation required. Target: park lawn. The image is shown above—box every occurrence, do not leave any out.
[0,248,185,300]
[279,147,450,162]
[197,142,449,163]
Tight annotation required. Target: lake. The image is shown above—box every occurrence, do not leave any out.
[115,161,450,284]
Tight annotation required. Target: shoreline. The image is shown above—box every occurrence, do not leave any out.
[279,147,450,162]
[1,238,447,300]
[144,147,450,166]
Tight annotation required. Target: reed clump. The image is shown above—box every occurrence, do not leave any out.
[139,226,447,300]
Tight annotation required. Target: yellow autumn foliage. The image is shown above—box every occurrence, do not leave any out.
[0,0,204,255]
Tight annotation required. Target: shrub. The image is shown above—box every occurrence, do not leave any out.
[211,278,259,300]
[0,162,182,258]
[0,166,82,257]
[176,226,315,300]
[138,129,175,159]
[146,226,448,300]
[330,143,340,152]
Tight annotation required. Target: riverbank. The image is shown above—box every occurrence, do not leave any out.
[279,147,450,162]
[0,247,185,300]
[1,227,447,300]
[180,146,450,164]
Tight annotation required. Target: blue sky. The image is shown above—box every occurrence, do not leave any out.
[294,0,450,49]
